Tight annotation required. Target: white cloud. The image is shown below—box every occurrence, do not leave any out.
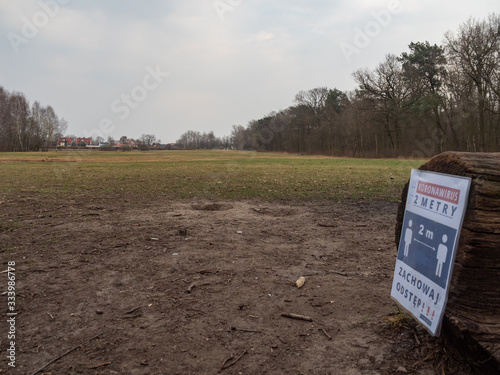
[258,31,274,41]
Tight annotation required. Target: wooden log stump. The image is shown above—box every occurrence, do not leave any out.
[395,152,500,374]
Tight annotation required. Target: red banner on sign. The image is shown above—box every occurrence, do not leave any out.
[417,181,460,204]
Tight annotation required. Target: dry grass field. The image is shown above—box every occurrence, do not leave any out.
[0,151,475,374]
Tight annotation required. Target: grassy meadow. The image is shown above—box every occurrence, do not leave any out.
[0,150,425,202]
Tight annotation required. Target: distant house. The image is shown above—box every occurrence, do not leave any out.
[75,137,92,146]
[58,137,73,147]
[58,137,92,147]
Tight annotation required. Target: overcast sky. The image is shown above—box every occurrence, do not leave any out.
[1,1,498,143]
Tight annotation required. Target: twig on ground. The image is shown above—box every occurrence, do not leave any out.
[186,283,197,293]
[478,355,494,365]
[120,307,142,319]
[87,361,111,369]
[318,223,337,227]
[219,349,247,371]
[281,313,313,322]
[231,327,261,333]
[412,350,438,368]
[120,314,141,319]
[186,282,211,294]
[219,354,234,371]
[320,328,332,340]
[327,270,350,277]
[197,270,212,274]
[414,332,421,345]
[48,222,66,228]
[352,343,369,349]
[124,306,141,315]
[30,332,104,375]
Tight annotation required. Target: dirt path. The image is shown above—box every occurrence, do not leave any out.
[1,198,473,374]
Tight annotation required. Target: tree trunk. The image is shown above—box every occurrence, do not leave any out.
[395,152,500,374]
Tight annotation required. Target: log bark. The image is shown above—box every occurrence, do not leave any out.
[395,152,500,374]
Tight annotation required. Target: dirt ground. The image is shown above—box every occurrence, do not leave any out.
[1,196,476,374]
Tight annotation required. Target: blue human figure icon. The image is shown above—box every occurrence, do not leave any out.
[404,220,413,257]
[435,234,448,277]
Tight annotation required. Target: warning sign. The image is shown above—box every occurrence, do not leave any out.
[391,169,471,336]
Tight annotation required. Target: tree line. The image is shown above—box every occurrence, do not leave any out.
[0,87,67,152]
[176,130,232,149]
[181,14,500,158]
[0,85,163,151]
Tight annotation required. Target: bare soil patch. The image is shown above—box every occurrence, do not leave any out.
[0,197,474,374]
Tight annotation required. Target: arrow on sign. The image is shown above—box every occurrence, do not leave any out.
[414,238,435,251]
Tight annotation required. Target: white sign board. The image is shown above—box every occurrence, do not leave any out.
[391,169,471,336]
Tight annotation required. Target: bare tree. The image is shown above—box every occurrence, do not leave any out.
[294,87,329,117]
[444,13,500,151]
[353,54,413,153]
[40,106,65,151]
[230,125,249,150]
[0,86,67,151]
[140,134,156,146]
[9,92,30,151]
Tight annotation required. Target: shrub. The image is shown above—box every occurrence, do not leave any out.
[119,145,132,152]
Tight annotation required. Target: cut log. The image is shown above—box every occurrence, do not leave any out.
[395,152,500,374]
